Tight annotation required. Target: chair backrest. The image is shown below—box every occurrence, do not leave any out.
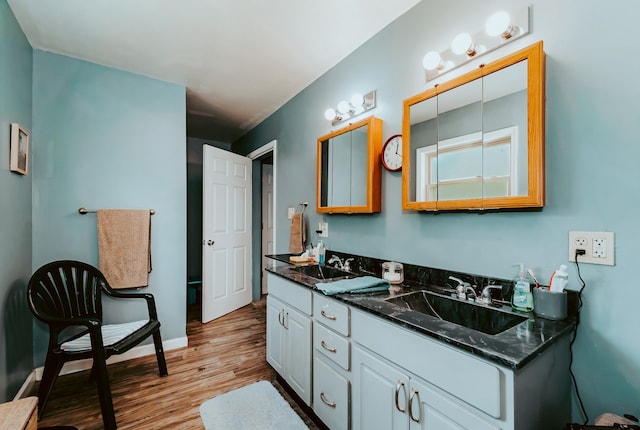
[28,260,107,325]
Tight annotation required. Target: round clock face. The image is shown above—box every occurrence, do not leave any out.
[382,134,402,171]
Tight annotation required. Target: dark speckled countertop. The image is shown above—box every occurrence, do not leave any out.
[266,254,575,370]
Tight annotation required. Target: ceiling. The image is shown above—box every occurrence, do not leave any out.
[8,0,422,142]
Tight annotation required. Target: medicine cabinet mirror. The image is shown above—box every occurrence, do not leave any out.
[402,41,545,211]
[317,116,382,213]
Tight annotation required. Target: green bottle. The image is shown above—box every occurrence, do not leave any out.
[511,263,534,312]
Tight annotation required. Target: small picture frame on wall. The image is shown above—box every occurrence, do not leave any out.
[9,123,29,175]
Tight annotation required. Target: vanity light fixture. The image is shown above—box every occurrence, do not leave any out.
[451,32,477,57]
[324,90,376,125]
[422,51,455,73]
[423,5,530,82]
[485,11,518,39]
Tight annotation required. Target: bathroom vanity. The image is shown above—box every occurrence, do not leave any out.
[265,254,573,430]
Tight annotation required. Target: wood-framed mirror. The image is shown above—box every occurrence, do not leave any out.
[402,41,545,211]
[316,116,383,214]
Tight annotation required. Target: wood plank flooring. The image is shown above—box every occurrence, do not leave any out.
[30,296,320,429]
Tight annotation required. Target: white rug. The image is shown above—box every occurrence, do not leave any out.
[199,381,309,430]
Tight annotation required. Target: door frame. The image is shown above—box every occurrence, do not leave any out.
[248,139,277,300]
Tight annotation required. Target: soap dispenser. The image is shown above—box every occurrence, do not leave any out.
[511,263,534,312]
[317,240,325,264]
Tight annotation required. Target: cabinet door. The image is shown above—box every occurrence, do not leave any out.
[352,345,410,430]
[286,305,312,406]
[314,355,350,430]
[409,378,501,430]
[266,296,286,376]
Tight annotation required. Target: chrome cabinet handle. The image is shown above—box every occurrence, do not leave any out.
[409,388,421,423]
[320,392,336,408]
[283,310,288,329]
[278,309,283,327]
[321,309,337,320]
[395,381,406,413]
[320,340,337,353]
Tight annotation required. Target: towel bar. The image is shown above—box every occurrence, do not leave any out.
[295,202,308,215]
[78,207,155,215]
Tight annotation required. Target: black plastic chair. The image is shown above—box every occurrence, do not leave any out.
[27,260,168,430]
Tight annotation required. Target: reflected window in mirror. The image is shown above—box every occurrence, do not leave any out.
[417,126,518,201]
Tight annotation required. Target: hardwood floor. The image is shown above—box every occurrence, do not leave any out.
[30,296,320,429]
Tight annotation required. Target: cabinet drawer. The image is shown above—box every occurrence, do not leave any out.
[313,293,350,335]
[352,308,503,418]
[313,355,350,430]
[267,273,312,315]
[314,323,350,370]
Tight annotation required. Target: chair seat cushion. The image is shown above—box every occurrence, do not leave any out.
[61,320,149,352]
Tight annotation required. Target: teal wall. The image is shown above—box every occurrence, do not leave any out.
[0,0,33,402]
[31,51,187,365]
[235,0,640,421]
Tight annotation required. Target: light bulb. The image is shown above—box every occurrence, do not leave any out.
[422,51,443,71]
[324,108,337,121]
[451,33,476,56]
[337,100,351,114]
[485,11,515,39]
[350,93,364,108]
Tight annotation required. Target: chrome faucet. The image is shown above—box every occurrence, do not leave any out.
[448,276,477,300]
[343,258,354,272]
[477,285,503,305]
[328,255,354,272]
[328,255,344,269]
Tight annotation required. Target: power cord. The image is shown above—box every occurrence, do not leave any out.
[569,248,588,424]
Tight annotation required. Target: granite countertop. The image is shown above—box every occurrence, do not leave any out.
[265,255,575,370]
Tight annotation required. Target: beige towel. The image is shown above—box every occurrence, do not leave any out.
[97,209,151,289]
[289,213,305,254]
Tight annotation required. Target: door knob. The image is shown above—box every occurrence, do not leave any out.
[207,240,214,246]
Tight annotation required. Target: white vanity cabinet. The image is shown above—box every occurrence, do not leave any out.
[312,293,352,430]
[266,270,570,430]
[352,344,499,430]
[266,274,312,405]
[351,308,570,430]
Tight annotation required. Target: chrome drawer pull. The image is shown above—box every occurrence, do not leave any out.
[409,388,421,423]
[321,309,337,320]
[320,392,336,408]
[395,381,406,413]
[321,340,337,353]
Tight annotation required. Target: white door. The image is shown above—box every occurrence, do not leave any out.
[261,163,274,294]
[202,145,252,323]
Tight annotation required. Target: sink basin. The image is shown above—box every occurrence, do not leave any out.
[386,290,527,335]
[290,265,355,281]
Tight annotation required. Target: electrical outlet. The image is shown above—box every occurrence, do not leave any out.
[593,238,607,258]
[568,231,615,266]
[318,221,328,238]
[287,207,295,219]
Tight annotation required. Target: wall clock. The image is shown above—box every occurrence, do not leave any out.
[381,134,402,171]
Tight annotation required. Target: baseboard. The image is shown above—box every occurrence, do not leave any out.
[32,336,188,381]
[13,370,37,401]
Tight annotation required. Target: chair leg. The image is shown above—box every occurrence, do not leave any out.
[93,356,117,430]
[152,330,168,376]
[37,355,65,419]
